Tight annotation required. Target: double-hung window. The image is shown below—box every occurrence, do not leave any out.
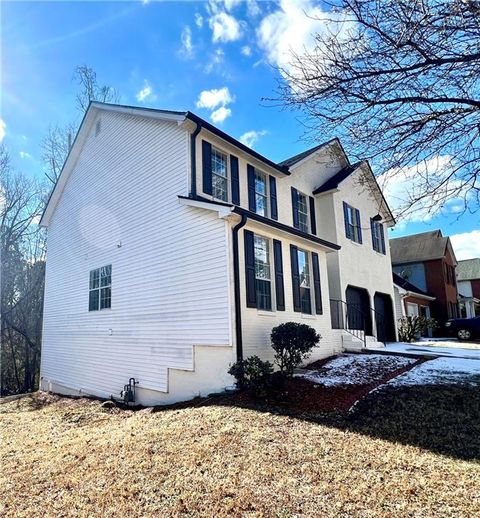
[89,265,112,311]
[211,148,228,201]
[297,192,309,233]
[371,219,386,254]
[254,170,268,217]
[344,203,362,243]
[254,234,272,311]
[297,249,312,314]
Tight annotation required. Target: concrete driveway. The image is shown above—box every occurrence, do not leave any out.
[368,340,480,360]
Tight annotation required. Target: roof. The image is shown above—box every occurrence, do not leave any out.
[390,230,452,264]
[277,139,339,168]
[457,258,480,281]
[392,272,431,297]
[312,162,363,195]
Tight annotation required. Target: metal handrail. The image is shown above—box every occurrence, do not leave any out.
[330,299,368,348]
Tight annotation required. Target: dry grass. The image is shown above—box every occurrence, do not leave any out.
[1,391,479,517]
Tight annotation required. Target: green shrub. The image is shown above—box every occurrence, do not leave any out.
[228,356,274,396]
[398,315,438,342]
[270,322,321,376]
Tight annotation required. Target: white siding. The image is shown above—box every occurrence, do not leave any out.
[41,111,233,400]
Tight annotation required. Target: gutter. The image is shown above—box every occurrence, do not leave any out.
[189,121,201,197]
[232,214,248,362]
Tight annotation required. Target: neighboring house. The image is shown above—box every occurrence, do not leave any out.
[40,101,396,405]
[457,258,480,318]
[390,230,459,328]
[393,272,436,336]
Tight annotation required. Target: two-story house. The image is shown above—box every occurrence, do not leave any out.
[39,101,396,405]
[390,230,459,328]
[457,258,480,318]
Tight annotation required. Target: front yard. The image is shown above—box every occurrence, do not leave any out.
[1,354,479,517]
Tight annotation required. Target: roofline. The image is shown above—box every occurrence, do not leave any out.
[278,137,347,169]
[185,112,290,176]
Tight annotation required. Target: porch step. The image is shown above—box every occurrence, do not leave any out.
[342,333,384,352]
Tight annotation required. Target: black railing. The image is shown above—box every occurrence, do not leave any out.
[330,299,368,347]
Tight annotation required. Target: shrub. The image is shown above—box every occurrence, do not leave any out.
[228,356,274,396]
[398,316,438,342]
[270,322,321,376]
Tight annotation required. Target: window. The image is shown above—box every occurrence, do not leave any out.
[89,265,112,311]
[211,148,228,201]
[297,249,312,314]
[254,170,268,217]
[297,192,309,233]
[371,220,386,254]
[254,235,272,310]
[344,203,362,243]
[406,302,419,317]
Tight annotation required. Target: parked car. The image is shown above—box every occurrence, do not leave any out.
[445,316,480,340]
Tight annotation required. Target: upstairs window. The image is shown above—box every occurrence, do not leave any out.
[254,235,272,311]
[297,192,309,233]
[211,148,228,201]
[297,249,312,314]
[254,171,268,217]
[89,265,112,311]
[371,219,386,254]
[343,202,362,244]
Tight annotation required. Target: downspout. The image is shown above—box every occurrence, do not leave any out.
[232,214,248,362]
[190,121,201,197]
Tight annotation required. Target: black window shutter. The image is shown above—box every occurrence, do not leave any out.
[291,187,299,229]
[202,140,212,195]
[312,252,323,315]
[370,218,377,251]
[244,230,257,308]
[230,155,240,205]
[273,240,285,310]
[355,208,363,243]
[247,165,256,212]
[343,201,351,239]
[309,196,317,235]
[269,176,278,220]
[379,223,386,254]
[290,244,301,312]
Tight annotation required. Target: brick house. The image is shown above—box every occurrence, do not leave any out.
[390,230,459,328]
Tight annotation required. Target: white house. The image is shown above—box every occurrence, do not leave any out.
[40,102,396,405]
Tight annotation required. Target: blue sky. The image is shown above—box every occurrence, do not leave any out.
[2,1,478,259]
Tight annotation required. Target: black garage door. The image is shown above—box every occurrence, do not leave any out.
[374,292,396,342]
[346,286,372,335]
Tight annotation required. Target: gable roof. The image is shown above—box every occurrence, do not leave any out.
[392,272,428,296]
[277,138,340,168]
[312,161,363,195]
[390,230,454,265]
[457,258,480,281]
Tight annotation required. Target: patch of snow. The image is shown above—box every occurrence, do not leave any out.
[297,354,416,387]
[387,357,480,387]
[370,342,480,360]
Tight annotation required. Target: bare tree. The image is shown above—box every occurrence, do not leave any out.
[278,0,480,219]
[41,66,119,184]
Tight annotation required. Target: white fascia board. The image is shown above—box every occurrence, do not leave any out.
[90,102,186,124]
[178,197,234,219]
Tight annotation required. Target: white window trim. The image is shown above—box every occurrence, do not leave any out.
[297,190,310,234]
[254,233,276,312]
[211,147,230,203]
[254,169,269,218]
[298,247,314,315]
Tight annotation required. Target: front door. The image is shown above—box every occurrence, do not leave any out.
[346,286,372,335]
[374,293,396,342]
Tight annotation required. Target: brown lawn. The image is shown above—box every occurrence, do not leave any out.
[1,391,479,517]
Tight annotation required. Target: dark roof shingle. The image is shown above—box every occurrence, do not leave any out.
[392,272,431,296]
[457,258,480,281]
[390,230,449,264]
[277,139,338,168]
[312,162,363,195]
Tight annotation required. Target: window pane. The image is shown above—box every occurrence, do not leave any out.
[100,265,111,287]
[89,289,99,311]
[255,172,266,195]
[254,235,270,280]
[256,279,272,311]
[212,173,228,201]
[297,193,309,232]
[90,269,99,289]
[100,287,111,309]
[297,249,310,288]
[211,149,227,178]
[300,287,312,314]
[255,193,267,216]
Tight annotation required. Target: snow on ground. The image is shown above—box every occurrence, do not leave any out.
[369,341,480,360]
[297,354,416,387]
[387,357,480,387]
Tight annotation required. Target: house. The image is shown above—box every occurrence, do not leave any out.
[457,258,480,318]
[39,101,396,406]
[392,272,436,336]
[390,230,459,328]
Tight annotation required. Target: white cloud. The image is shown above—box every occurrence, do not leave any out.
[241,45,252,56]
[246,0,261,17]
[19,151,32,160]
[239,129,267,148]
[209,12,242,42]
[196,87,233,110]
[223,0,242,10]
[211,106,232,123]
[136,80,157,103]
[180,26,194,59]
[451,231,480,260]
[204,48,225,74]
[257,0,353,76]
[195,13,204,28]
[0,119,6,141]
